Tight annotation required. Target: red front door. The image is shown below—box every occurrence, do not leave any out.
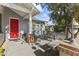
[10,18,19,39]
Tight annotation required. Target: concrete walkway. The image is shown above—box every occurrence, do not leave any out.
[2,39,48,56]
[2,38,60,56]
[2,41,36,56]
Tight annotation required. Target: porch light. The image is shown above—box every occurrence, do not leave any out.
[66,18,79,42]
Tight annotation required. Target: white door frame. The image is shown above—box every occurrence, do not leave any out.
[9,17,19,39]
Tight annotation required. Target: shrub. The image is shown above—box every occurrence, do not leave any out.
[0,47,5,56]
[46,47,59,56]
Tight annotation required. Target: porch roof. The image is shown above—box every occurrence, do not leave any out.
[0,3,39,18]
[0,3,30,13]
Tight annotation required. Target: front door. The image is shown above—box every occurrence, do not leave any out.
[10,18,19,39]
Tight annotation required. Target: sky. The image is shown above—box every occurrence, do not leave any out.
[33,3,54,26]
[33,3,50,22]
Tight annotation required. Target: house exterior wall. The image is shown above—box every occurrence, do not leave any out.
[20,19,29,33]
[0,6,3,13]
[1,7,30,40]
[1,6,40,34]
[26,20,29,33]
[32,21,45,36]
[0,6,5,46]
[3,7,30,33]
[0,6,4,33]
[0,6,44,39]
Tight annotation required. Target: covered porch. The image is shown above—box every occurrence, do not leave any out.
[0,3,39,44]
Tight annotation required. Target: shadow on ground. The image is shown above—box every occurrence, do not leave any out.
[34,49,51,56]
[32,43,56,56]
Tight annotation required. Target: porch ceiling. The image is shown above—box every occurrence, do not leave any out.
[0,3,30,13]
[0,3,39,19]
[10,8,29,19]
[14,3,39,16]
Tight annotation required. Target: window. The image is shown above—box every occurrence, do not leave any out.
[0,14,2,33]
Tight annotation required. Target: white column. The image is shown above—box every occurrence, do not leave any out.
[29,13,32,34]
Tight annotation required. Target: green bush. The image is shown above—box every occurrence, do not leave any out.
[54,25,65,32]
[0,47,5,56]
[47,47,59,56]
[51,47,59,56]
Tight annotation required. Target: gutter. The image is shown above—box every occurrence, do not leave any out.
[30,3,40,13]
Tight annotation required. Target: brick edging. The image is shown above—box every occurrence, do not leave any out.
[57,44,79,56]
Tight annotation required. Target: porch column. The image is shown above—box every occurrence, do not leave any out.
[29,13,32,34]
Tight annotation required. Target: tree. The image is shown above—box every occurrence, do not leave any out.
[48,3,79,32]
[48,3,73,31]
[73,4,79,23]
[36,3,79,32]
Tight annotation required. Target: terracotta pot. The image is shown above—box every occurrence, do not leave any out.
[25,34,36,44]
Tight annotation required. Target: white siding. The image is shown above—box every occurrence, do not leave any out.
[20,19,29,33]
[0,6,4,33]
[1,7,30,40]
[3,7,29,33]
